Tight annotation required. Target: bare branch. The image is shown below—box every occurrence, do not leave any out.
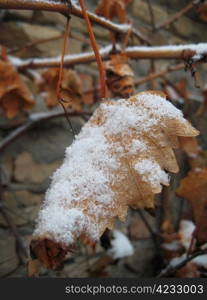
[78,0,106,98]
[155,0,202,31]
[146,0,156,30]
[0,110,91,153]
[11,44,207,70]
[0,0,151,44]
[157,249,207,277]
[134,63,185,87]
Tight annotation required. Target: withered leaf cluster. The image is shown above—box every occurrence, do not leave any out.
[0,59,34,118]
[105,54,135,98]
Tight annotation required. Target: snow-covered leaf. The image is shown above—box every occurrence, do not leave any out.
[30,90,198,269]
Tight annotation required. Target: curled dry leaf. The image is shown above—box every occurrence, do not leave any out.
[196,85,207,117]
[179,136,201,158]
[30,90,198,269]
[78,73,95,104]
[198,2,207,22]
[160,220,200,278]
[164,79,189,105]
[40,68,82,111]
[0,60,34,118]
[95,0,132,23]
[178,137,207,171]
[176,169,207,245]
[174,79,189,100]
[176,261,200,278]
[105,54,135,98]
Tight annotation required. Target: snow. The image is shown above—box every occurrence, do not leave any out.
[88,12,131,32]
[134,159,169,189]
[33,92,196,245]
[11,43,207,69]
[162,240,181,251]
[108,230,134,259]
[126,139,147,155]
[169,253,207,269]
[169,254,186,268]
[179,220,195,250]
[193,255,207,269]
[126,43,207,61]
[14,45,114,69]
[71,0,131,32]
[35,206,94,244]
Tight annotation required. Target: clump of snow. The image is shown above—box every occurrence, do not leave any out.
[34,205,98,244]
[137,93,184,120]
[162,240,181,251]
[134,159,169,188]
[108,230,134,259]
[179,220,195,250]
[33,92,195,246]
[193,255,207,269]
[127,139,147,155]
[169,254,186,268]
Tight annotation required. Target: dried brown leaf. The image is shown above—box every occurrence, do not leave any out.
[176,261,200,278]
[105,54,135,98]
[196,85,207,117]
[176,169,207,244]
[40,68,82,111]
[31,91,198,269]
[95,0,132,23]
[179,137,201,157]
[198,2,207,22]
[0,60,34,118]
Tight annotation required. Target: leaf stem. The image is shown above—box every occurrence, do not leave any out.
[78,0,106,99]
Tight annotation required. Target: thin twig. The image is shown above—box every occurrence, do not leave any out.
[137,209,157,239]
[78,0,106,99]
[146,0,157,88]
[0,111,91,153]
[146,0,156,30]
[0,0,136,36]
[0,205,28,261]
[134,63,185,87]
[155,0,202,31]
[157,249,207,277]
[8,33,64,55]
[56,14,76,137]
[0,170,28,263]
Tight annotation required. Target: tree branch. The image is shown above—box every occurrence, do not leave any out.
[157,249,207,277]
[134,63,185,87]
[78,0,106,98]
[0,0,150,44]
[11,43,207,70]
[0,110,91,152]
[155,0,202,31]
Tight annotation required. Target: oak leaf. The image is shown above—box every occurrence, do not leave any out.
[95,0,132,23]
[40,68,82,111]
[30,91,198,269]
[0,60,34,118]
[176,169,207,244]
[179,137,207,171]
[176,261,200,278]
[179,137,200,156]
[105,54,135,98]
[198,2,207,22]
[196,85,207,117]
